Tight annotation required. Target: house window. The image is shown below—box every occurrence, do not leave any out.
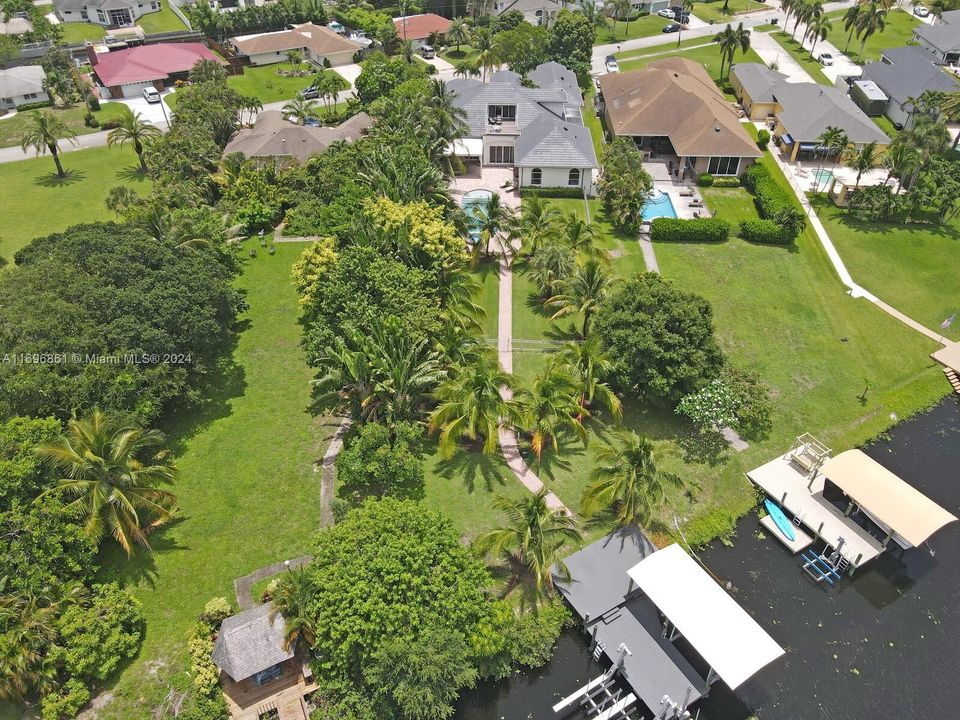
[535,9,543,25]
[568,168,580,186]
[80,9,88,18]
[96,10,105,21]
[708,156,740,176]
[109,8,132,25]
[487,104,516,121]
[488,146,514,164]
[531,168,542,185]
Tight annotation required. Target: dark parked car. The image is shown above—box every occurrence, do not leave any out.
[662,23,681,33]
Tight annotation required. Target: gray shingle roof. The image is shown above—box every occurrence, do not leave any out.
[773,82,890,145]
[731,62,788,104]
[913,10,960,54]
[0,66,46,98]
[211,603,294,682]
[861,45,959,105]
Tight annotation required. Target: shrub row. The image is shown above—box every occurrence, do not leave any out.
[518,187,584,199]
[698,174,740,188]
[17,99,54,112]
[697,172,713,187]
[650,217,730,243]
[741,163,805,240]
[738,218,789,244]
[757,128,770,150]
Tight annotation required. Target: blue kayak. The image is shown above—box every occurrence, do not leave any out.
[764,499,796,541]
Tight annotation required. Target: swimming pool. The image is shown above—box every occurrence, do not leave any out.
[812,168,834,190]
[461,189,493,243]
[641,188,678,221]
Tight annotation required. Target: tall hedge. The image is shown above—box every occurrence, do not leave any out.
[650,217,730,243]
[741,164,806,240]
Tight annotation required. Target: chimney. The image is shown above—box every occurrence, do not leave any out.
[85,42,98,66]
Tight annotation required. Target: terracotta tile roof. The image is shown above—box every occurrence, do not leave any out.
[393,13,451,41]
[599,57,761,159]
[92,42,222,87]
[231,23,362,57]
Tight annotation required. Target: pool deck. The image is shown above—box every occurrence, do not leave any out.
[747,453,885,570]
[643,161,711,220]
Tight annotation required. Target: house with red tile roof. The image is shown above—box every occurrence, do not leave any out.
[87,42,223,99]
[393,13,450,49]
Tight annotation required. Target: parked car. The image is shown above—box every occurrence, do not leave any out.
[657,8,675,17]
[605,55,620,73]
[299,85,319,99]
[914,5,930,17]
[818,52,834,66]
[348,31,372,48]
[420,45,435,59]
[662,23,681,33]
[673,11,690,22]
[142,87,161,103]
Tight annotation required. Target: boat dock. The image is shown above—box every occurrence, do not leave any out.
[747,452,885,570]
[759,513,812,554]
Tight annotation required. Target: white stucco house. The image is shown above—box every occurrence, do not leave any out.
[447,61,597,193]
[0,66,50,110]
[54,0,160,27]
[493,0,578,27]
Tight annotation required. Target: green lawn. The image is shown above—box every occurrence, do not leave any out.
[814,200,960,340]
[584,88,606,160]
[693,0,768,25]
[226,64,326,104]
[824,8,920,63]
[0,102,127,148]
[474,258,500,342]
[0,145,150,264]
[136,0,188,34]
[770,32,833,85]
[618,36,718,64]
[88,243,333,719]
[595,15,672,44]
[57,21,107,44]
[619,42,763,100]
[440,44,479,64]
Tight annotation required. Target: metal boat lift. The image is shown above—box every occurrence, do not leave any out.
[553,644,642,720]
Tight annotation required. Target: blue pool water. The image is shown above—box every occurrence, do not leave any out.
[641,188,678,221]
[812,168,834,191]
[461,189,493,242]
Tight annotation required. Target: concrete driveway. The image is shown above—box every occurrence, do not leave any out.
[114,88,175,125]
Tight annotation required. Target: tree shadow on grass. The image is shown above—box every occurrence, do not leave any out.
[529,434,580,484]
[33,168,86,187]
[115,164,151,183]
[435,446,511,494]
[93,516,187,591]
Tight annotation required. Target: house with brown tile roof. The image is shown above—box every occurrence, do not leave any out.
[230,23,362,68]
[223,110,372,166]
[598,57,761,180]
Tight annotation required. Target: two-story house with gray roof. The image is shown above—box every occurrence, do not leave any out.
[447,61,597,193]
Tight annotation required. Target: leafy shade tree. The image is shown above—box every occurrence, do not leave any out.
[300,499,499,715]
[19,111,78,178]
[546,258,615,336]
[335,422,425,501]
[494,22,550,76]
[714,22,751,81]
[474,489,582,602]
[593,272,724,404]
[597,138,653,230]
[36,409,178,556]
[354,51,427,106]
[581,430,681,527]
[106,107,161,172]
[430,352,520,457]
[512,363,586,462]
[547,9,597,78]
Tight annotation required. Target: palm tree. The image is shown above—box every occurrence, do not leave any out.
[36,409,178,556]
[107,107,160,172]
[473,489,582,599]
[312,71,349,113]
[555,335,622,421]
[401,38,415,64]
[841,3,863,52]
[841,141,883,191]
[438,261,486,334]
[581,429,681,527]
[512,362,586,462]
[938,91,960,149]
[20,110,78,178]
[312,330,377,421]
[791,0,809,38]
[453,60,477,79]
[509,192,562,258]
[714,23,751,81]
[579,0,609,33]
[287,49,304,74]
[270,567,316,652]
[429,352,519,457]
[0,590,62,701]
[814,126,847,192]
[447,16,471,53]
[855,1,887,62]
[676,0,695,47]
[805,13,832,56]
[472,26,499,81]
[281,96,319,125]
[529,242,576,299]
[781,0,800,32]
[473,192,514,259]
[611,0,632,39]
[561,212,603,260]
[547,258,615,337]
[366,319,444,423]
[883,140,920,192]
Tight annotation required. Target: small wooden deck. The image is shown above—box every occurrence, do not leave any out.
[222,660,316,720]
[760,513,813,554]
[747,453,884,570]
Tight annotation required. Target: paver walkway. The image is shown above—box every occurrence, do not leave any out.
[318,417,351,529]
[234,555,313,610]
[638,228,660,273]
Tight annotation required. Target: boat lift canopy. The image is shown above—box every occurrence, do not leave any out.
[627,544,785,690]
[821,450,957,548]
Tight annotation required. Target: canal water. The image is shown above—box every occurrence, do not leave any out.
[457,399,960,720]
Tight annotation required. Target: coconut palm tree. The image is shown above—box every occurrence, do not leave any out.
[814,126,847,192]
[529,242,576,299]
[781,0,800,32]
[938,90,960,149]
[472,26,499,81]
[790,0,809,38]
[447,16,471,53]
[36,410,178,556]
[453,60,478,79]
[883,140,921,192]
[855,1,887,62]
[287,49,304,74]
[555,335,622,421]
[579,0,609,33]
[438,261,486,334]
[805,13,832,56]
[473,489,582,599]
[714,23,751,81]
[270,567,316,652]
[512,362,587,462]
[547,258,615,337]
[312,71,350,113]
[107,107,161,173]
[509,193,562,258]
[429,351,519,457]
[561,212,603,260]
[676,0,695,48]
[841,3,863,52]
[281,96,319,125]
[842,141,883,191]
[20,110,78,178]
[473,192,514,259]
[581,429,681,527]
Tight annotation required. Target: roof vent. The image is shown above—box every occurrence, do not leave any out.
[714,125,720,132]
